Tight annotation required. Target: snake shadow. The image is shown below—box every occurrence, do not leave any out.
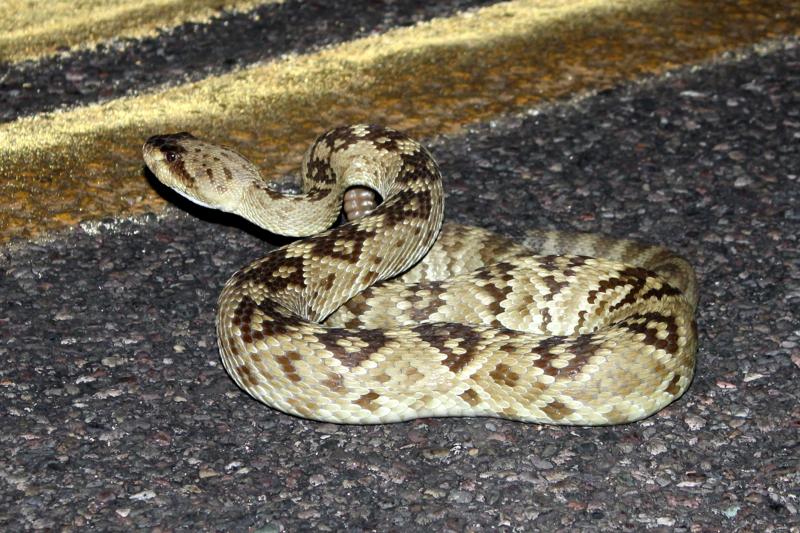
[143,165,299,248]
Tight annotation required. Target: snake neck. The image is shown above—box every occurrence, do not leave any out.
[238,183,344,237]
[239,126,445,322]
[238,155,398,237]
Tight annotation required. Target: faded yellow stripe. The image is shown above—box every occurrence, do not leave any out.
[0,0,276,63]
[1,0,798,243]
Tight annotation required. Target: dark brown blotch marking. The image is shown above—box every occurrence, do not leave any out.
[539,255,561,272]
[587,267,651,312]
[235,365,255,387]
[362,125,410,147]
[395,146,439,185]
[473,262,514,325]
[530,336,568,359]
[312,126,440,191]
[235,250,306,296]
[406,283,448,322]
[322,373,344,393]
[287,397,313,418]
[379,189,434,227]
[226,337,240,357]
[306,157,337,184]
[460,388,481,407]
[611,267,652,311]
[319,124,411,154]
[306,186,332,201]
[308,223,375,264]
[490,363,520,388]
[568,256,590,267]
[575,310,588,333]
[561,334,602,377]
[618,312,679,354]
[275,350,302,382]
[540,307,552,332]
[562,255,590,277]
[541,274,569,301]
[645,249,688,282]
[362,270,381,286]
[231,294,301,339]
[541,400,574,420]
[338,295,370,328]
[665,374,683,396]
[641,284,683,301]
[319,125,364,152]
[325,329,389,369]
[413,323,484,374]
[529,334,598,378]
[354,390,381,411]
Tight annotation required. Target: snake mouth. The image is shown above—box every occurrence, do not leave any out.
[168,186,215,210]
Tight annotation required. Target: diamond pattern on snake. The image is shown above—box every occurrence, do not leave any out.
[143,124,697,424]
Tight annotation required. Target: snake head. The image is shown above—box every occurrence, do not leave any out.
[143,132,257,212]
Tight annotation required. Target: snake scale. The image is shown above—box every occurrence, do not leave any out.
[143,125,698,424]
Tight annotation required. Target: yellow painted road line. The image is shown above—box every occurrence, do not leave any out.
[1,0,798,243]
[0,0,276,63]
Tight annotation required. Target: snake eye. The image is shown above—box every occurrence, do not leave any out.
[165,151,179,163]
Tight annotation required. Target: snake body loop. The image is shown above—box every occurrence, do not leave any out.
[143,125,697,424]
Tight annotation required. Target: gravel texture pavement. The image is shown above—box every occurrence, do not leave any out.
[2,39,799,531]
[0,0,499,123]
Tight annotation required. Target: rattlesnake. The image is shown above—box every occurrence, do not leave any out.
[143,124,697,424]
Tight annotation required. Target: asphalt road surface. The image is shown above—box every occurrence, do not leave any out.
[2,35,798,530]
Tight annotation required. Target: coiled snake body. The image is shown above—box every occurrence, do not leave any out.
[143,125,697,424]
